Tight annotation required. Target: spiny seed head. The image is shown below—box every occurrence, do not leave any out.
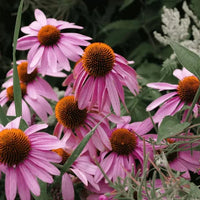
[82,42,115,77]
[55,96,87,129]
[38,25,61,46]
[177,76,200,103]
[110,128,137,155]
[0,128,31,166]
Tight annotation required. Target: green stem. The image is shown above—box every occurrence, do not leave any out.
[13,0,24,117]
[184,85,200,122]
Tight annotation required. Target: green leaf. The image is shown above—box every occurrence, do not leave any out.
[100,19,141,33]
[13,0,24,116]
[0,106,9,126]
[61,114,110,175]
[170,41,200,79]
[119,0,135,11]
[157,116,190,143]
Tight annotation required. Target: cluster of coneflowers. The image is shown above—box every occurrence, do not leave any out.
[0,8,200,200]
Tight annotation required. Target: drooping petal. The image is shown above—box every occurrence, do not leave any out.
[62,173,74,200]
[5,168,17,200]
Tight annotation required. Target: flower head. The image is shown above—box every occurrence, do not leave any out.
[70,42,139,116]
[0,117,62,200]
[146,68,200,124]
[94,117,154,183]
[0,60,58,125]
[17,9,91,75]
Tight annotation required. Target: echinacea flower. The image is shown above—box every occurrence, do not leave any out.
[52,135,99,200]
[155,136,200,179]
[94,117,154,183]
[72,42,139,116]
[146,67,200,124]
[54,95,124,157]
[0,117,62,200]
[17,9,91,75]
[0,60,58,125]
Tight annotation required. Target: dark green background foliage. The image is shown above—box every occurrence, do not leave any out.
[0,0,199,121]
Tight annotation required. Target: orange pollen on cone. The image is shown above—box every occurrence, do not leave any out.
[52,148,70,165]
[177,76,200,103]
[55,96,87,129]
[38,25,61,46]
[17,61,38,83]
[0,128,31,166]
[6,83,27,101]
[110,128,137,155]
[82,42,115,77]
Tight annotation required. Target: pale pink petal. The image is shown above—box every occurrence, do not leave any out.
[147,82,178,91]
[58,22,83,30]
[61,33,91,46]
[47,47,58,73]
[30,149,61,163]
[17,168,31,200]
[22,99,31,125]
[5,116,21,129]
[29,155,60,175]
[17,36,38,50]
[19,164,40,196]
[5,168,17,200]
[173,67,193,80]
[24,160,53,183]
[146,92,177,111]
[34,9,47,25]
[53,45,71,71]
[25,123,48,135]
[21,26,38,35]
[78,76,94,109]
[7,102,16,117]
[106,73,120,116]
[71,168,88,185]
[62,173,74,200]
[29,46,44,70]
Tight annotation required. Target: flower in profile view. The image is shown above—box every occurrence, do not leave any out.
[0,60,58,125]
[54,95,124,157]
[94,117,154,183]
[0,117,62,200]
[17,9,91,75]
[146,67,200,124]
[72,42,139,116]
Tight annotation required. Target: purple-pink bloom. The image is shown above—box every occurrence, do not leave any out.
[17,9,91,75]
[94,117,154,183]
[0,60,58,125]
[146,68,200,124]
[0,117,62,200]
[69,42,139,116]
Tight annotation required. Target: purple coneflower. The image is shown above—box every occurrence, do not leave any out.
[0,117,62,200]
[0,60,58,124]
[17,9,91,75]
[72,42,139,116]
[146,68,200,124]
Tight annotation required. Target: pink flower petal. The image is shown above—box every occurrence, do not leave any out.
[5,168,17,200]
[6,116,21,129]
[62,173,74,200]
[147,82,177,91]
[25,123,48,135]
[34,9,47,26]
[146,92,177,111]
[17,36,38,50]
